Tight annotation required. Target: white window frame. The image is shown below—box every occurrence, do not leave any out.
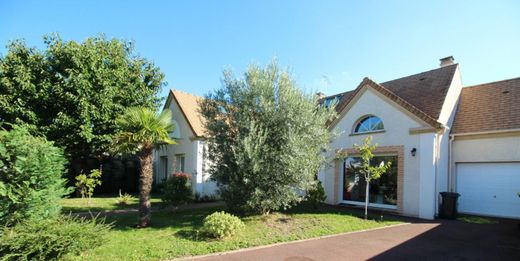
[175,154,185,173]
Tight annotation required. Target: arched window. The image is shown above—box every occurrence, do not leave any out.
[353,115,384,134]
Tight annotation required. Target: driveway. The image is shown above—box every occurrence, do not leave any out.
[188,217,520,261]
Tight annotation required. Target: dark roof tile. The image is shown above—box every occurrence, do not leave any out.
[451,77,520,134]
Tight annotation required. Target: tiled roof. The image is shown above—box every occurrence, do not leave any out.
[170,90,205,137]
[451,77,520,134]
[322,64,458,127]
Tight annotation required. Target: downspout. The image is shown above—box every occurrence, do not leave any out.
[448,134,454,192]
[434,132,441,216]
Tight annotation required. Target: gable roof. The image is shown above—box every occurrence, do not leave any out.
[451,77,520,134]
[324,64,458,128]
[167,89,205,137]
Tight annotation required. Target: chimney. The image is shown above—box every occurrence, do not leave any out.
[315,92,325,100]
[440,56,455,67]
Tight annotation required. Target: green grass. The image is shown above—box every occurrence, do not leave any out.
[60,195,165,213]
[458,215,498,224]
[70,203,403,260]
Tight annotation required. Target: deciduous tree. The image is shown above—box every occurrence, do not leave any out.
[0,34,165,176]
[353,136,392,219]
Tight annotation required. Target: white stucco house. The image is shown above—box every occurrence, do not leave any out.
[156,56,519,219]
[153,90,217,197]
[318,56,519,220]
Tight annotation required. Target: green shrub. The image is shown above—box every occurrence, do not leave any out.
[0,125,70,226]
[75,169,102,203]
[306,181,327,208]
[0,215,111,261]
[116,190,135,206]
[161,172,193,206]
[202,211,244,239]
[194,193,218,203]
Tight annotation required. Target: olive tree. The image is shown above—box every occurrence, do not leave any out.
[199,61,337,215]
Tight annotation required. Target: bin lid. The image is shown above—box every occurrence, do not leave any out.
[440,192,460,197]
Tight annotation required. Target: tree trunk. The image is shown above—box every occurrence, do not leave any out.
[365,178,370,220]
[137,146,154,228]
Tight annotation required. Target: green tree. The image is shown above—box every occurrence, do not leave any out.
[0,34,164,176]
[113,107,175,227]
[0,124,70,226]
[75,169,103,204]
[199,60,337,215]
[353,136,392,219]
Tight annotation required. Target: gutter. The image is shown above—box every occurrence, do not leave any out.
[448,134,454,192]
[451,128,520,137]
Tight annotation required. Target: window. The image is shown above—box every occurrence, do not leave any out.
[175,154,185,172]
[159,156,168,182]
[323,96,339,108]
[342,155,398,207]
[353,115,384,134]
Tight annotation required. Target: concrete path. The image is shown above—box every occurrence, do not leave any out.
[187,218,520,261]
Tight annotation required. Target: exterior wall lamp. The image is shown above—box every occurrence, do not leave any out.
[411,148,417,157]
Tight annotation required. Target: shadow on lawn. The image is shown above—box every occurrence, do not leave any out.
[104,207,222,231]
[101,202,401,236]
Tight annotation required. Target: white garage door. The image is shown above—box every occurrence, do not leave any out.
[456,163,520,219]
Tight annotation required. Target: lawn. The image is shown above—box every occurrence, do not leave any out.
[69,203,403,260]
[60,195,165,213]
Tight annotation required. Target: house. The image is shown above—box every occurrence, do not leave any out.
[156,57,519,219]
[318,56,519,220]
[153,90,217,197]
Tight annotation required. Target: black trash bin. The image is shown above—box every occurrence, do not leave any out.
[439,192,460,219]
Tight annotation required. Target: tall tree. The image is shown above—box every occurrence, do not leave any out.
[0,34,164,175]
[199,60,337,215]
[113,107,175,227]
[353,136,392,220]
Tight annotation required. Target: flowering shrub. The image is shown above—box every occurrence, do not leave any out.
[202,211,244,239]
[161,172,193,206]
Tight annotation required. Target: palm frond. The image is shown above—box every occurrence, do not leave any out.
[113,107,176,154]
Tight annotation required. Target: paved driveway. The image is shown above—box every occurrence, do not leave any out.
[188,218,520,261]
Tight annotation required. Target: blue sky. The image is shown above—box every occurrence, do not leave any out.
[1,0,519,100]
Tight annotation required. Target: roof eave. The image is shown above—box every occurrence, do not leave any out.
[328,77,444,130]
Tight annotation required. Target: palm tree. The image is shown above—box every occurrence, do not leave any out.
[114,107,175,227]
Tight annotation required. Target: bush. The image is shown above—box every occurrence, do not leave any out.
[161,172,193,206]
[115,190,135,206]
[75,169,102,202]
[306,181,327,208]
[0,125,70,226]
[0,215,111,261]
[194,193,218,203]
[202,211,244,239]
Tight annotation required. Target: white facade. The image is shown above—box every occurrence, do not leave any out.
[320,86,447,219]
[319,66,463,220]
[153,91,218,197]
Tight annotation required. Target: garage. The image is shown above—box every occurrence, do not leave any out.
[456,163,520,219]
